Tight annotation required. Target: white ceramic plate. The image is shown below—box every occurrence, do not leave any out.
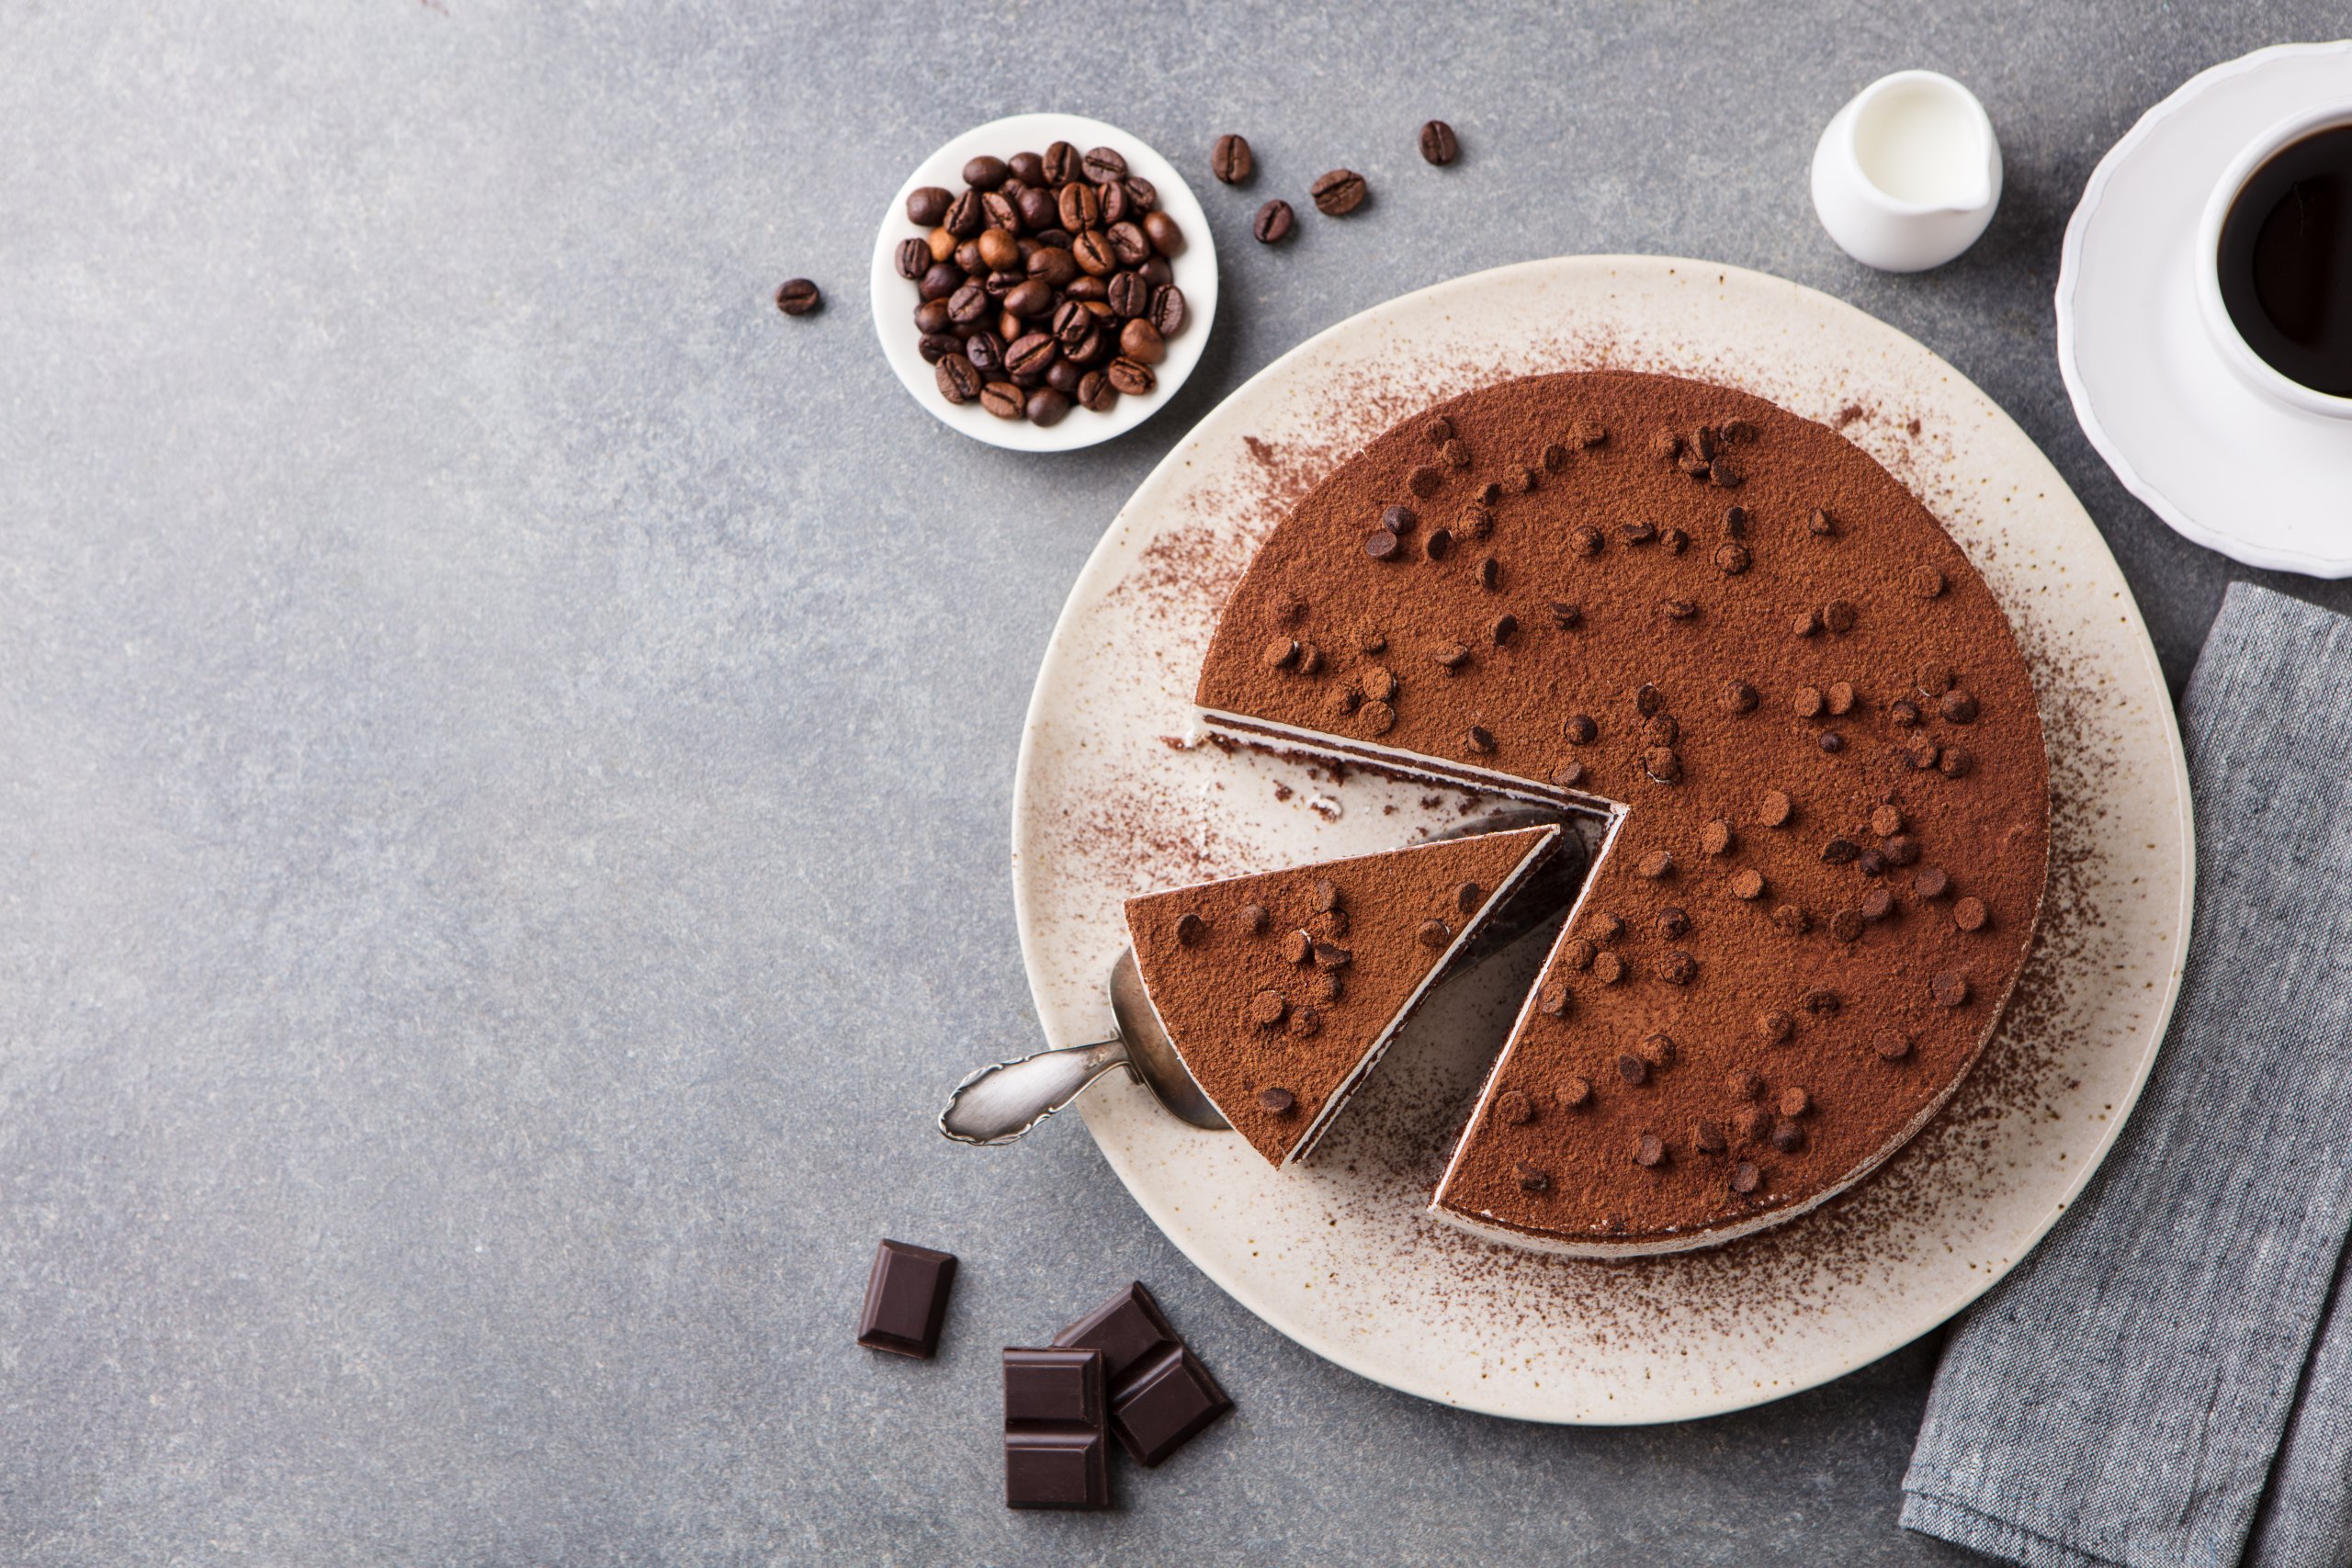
[2057,39,2352,579]
[1009,256,2194,1423]
[868,113,1219,452]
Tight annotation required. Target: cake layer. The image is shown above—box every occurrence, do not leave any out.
[1124,825,1561,1168]
[1193,369,2049,1253]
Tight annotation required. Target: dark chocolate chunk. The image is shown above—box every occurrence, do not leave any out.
[857,1238,958,1359]
[1004,1347,1110,1509]
[1113,1345,1234,1466]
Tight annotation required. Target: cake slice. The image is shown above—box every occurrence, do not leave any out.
[1124,825,1562,1168]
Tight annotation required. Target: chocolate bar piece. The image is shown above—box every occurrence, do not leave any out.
[1002,1347,1110,1509]
[855,1238,956,1359]
[1055,1280,1232,1466]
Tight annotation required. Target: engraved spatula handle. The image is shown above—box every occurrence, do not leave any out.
[937,1035,1134,1145]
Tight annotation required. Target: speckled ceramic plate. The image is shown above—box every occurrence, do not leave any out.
[1007,256,2193,1424]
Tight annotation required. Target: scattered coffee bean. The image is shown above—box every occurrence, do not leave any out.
[1080,145,1127,185]
[1551,602,1584,630]
[1252,198,1296,244]
[978,379,1025,420]
[1211,133,1254,184]
[1311,168,1369,215]
[1119,318,1167,365]
[1026,387,1071,426]
[1419,118,1460,164]
[776,277,821,316]
[1149,284,1187,336]
[1142,211,1185,256]
[1490,613,1519,646]
[907,186,952,226]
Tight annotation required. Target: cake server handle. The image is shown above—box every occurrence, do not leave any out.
[937,1034,1134,1145]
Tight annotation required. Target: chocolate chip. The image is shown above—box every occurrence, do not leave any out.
[1537,981,1570,1016]
[1309,879,1341,914]
[1380,504,1419,535]
[1287,1004,1322,1038]
[1701,820,1735,856]
[1175,912,1207,946]
[1550,601,1584,630]
[1721,505,1748,537]
[1954,896,1989,931]
[1463,726,1496,756]
[1637,849,1673,879]
[1460,505,1495,540]
[1873,1031,1912,1061]
[1241,903,1270,934]
[1820,837,1860,865]
[1792,608,1823,638]
[1857,850,1886,877]
[1908,739,1941,771]
[1916,661,1954,695]
[1295,643,1324,675]
[1559,1075,1593,1109]
[1779,1086,1811,1118]
[1361,668,1398,703]
[1592,951,1625,985]
[1361,701,1396,734]
[1569,525,1603,558]
[1551,761,1585,786]
[1880,834,1919,868]
[1424,528,1454,562]
[1644,748,1682,784]
[1759,1010,1795,1044]
[1729,867,1765,900]
[1496,1088,1534,1125]
[1770,1119,1805,1153]
[1589,911,1624,943]
[1939,690,1979,724]
[1659,951,1696,985]
[1707,457,1743,489]
[1916,866,1951,899]
[1310,168,1368,216]
[1824,600,1859,635]
[1735,1106,1770,1141]
[1660,598,1698,622]
[1817,731,1846,754]
[1569,421,1607,449]
[1475,556,1500,591]
[1869,801,1904,836]
[1931,971,1971,1007]
[1939,745,1974,778]
[1283,930,1313,964]
[1715,542,1751,575]
[1758,789,1793,828]
[1655,908,1691,943]
[1728,1066,1765,1100]
[1803,987,1840,1017]
[1731,1161,1762,1194]
[1489,614,1519,647]
[1250,988,1286,1026]
[1408,465,1442,498]
[1910,566,1946,598]
[1251,1087,1296,1120]
[1773,905,1810,936]
[1364,530,1401,560]
[1831,909,1865,942]
[1440,438,1471,471]
[1561,939,1596,971]
[1826,681,1856,716]
[1621,521,1658,546]
[1634,683,1666,716]
[1634,1133,1668,1168]
[1417,918,1453,949]
[1860,886,1895,921]
[1617,1053,1648,1086]
[1326,685,1360,717]
[1536,441,1568,472]
[1792,685,1826,720]
[1516,1162,1550,1192]
[1890,699,1923,728]
[1809,507,1838,536]
[1722,680,1759,714]
[1432,642,1470,671]
[1251,199,1295,244]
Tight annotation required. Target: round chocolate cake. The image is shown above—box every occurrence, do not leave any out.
[1193,370,2049,1257]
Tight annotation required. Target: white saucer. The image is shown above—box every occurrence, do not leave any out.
[1010,256,2194,1423]
[867,113,1219,453]
[2057,40,2352,579]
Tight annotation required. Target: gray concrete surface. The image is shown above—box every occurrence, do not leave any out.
[4,3,2346,1563]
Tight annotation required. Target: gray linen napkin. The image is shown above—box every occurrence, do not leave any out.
[1902,581,2352,1568]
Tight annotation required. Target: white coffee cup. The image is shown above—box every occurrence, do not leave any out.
[2195,101,2352,420]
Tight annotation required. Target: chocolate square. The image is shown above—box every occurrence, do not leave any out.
[855,1239,956,1359]
[1112,1345,1233,1466]
[1053,1280,1180,1383]
[1002,1347,1109,1510]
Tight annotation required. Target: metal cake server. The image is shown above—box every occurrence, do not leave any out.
[937,806,1590,1146]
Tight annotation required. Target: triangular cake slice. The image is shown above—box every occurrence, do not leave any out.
[1125,825,1562,1168]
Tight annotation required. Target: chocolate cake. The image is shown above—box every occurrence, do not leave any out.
[1124,825,1563,1168]
[1193,370,2049,1256]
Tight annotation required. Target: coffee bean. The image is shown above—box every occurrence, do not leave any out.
[1857,849,1885,876]
[1102,220,1149,267]
[1645,747,1682,784]
[895,237,932,281]
[1424,527,1453,561]
[1075,371,1115,412]
[1042,141,1080,184]
[1057,181,1100,233]
[1024,244,1079,288]
[1312,941,1352,970]
[947,279,990,325]
[953,237,985,275]
[965,331,1005,376]
[935,354,980,404]
[1014,185,1057,232]
[1259,1087,1296,1116]
[1026,387,1071,426]
[1637,849,1672,879]
[918,262,962,302]
[1081,145,1127,184]
[1003,278,1055,319]
[1551,602,1583,629]
[1138,254,1173,288]
[1101,179,1132,227]
[981,267,1022,302]
[1419,118,1459,164]
[1810,507,1838,536]
[1062,273,1107,303]
[1148,283,1187,336]
[1070,231,1115,276]
[978,380,1024,420]
[1249,987,1286,1027]
[981,190,1021,233]
[1253,198,1296,244]
[907,186,952,225]
[775,277,821,316]
[962,154,1010,190]
[1005,333,1057,380]
[944,189,984,238]
[1311,168,1368,215]
[1119,318,1165,365]
[913,299,954,335]
[1820,837,1860,865]
[1174,911,1206,946]
[1593,950,1626,985]
[1106,271,1148,318]
[1773,904,1811,936]
[1891,699,1922,727]
[1212,132,1254,184]
[1142,211,1185,256]
[918,332,966,364]
[1107,356,1156,396]
[1050,299,1091,351]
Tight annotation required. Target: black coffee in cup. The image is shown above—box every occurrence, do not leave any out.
[2217,122,2352,397]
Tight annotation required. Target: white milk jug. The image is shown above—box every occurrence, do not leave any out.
[1811,71,2003,272]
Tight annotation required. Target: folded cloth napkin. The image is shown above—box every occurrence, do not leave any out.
[1903,582,2352,1568]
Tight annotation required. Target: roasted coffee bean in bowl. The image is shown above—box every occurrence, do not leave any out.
[868,113,1219,451]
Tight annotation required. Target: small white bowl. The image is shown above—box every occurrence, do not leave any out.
[868,113,1220,452]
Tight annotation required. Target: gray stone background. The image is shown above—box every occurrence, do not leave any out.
[5,2,2348,1563]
